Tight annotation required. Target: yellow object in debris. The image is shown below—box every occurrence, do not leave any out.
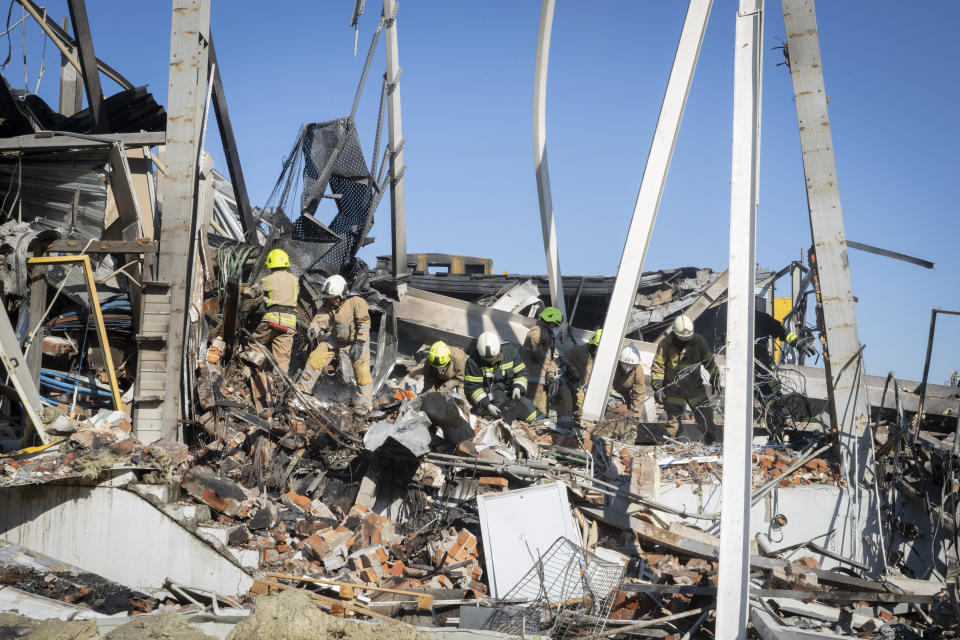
[0,437,65,458]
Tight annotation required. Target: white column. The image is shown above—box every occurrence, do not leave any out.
[582,0,713,422]
[715,1,763,638]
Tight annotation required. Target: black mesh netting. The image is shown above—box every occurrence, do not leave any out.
[297,117,378,271]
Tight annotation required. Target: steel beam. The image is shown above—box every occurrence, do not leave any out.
[16,0,133,91]
[782,0,880,570]
[532,0,567,317]
[0,132,165,151]
[208,36,255,238]
[66,0,108,133]
[383,0,408,293]
[582,0,713,422]
[716,2,763,638]
[135,0,210,442]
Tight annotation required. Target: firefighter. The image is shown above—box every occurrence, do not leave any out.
[522,306,573,418]
[566,331,648,421]
[651,315,719,438]
[243,248,299,374]
[422,340,468,395]
[297,274,373,412]
[464,331,541,422]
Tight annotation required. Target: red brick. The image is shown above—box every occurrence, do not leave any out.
[285,491,311,510]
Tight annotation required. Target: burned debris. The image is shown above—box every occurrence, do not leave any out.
[0,1,956,640]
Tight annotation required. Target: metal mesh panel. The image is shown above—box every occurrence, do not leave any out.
[299,117,376,272]
[485,537,625,640]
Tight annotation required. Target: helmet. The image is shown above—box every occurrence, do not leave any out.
[476,331,501,361]
[322,274,347,298]
[588,329,603,346]
[265,249,290,270]
[428,341,452,369]
[539,306,563,326]
[672,315,695,342]
[619,345,641,369]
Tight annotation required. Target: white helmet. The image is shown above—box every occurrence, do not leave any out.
[672,314,695,342]
[476,331,501,360]
[619,345,641,369]
[322,274,347,298]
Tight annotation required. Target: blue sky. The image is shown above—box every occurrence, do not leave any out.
[9,1,959,385]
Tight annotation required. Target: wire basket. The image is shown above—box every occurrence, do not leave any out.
[485,537,625,640]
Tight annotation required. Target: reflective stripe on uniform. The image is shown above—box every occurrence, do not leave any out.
[471,388,487,402]
[464,375,483,383]
[524,410,539,422]
[263,311,296,329]
[664,395,686,406]
[786,332,797,344]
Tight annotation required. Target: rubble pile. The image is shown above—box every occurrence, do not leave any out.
[0,3,955,639]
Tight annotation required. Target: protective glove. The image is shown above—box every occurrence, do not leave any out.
[512,386,523,400]
[486,404,501,418]
[654,387,665,405]
[710,369,722,394]
[795,336,817,359]
[307,326,320,343]
[348,341,367,361]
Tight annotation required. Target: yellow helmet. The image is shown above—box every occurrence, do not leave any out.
[428,341,452,369]
[588,329,602,346]
[265,248,290,270]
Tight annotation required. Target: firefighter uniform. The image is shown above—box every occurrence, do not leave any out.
[245,269,299,373]
[566,343,647,420]
[651,333,719,436]
[522,322,573,417]
[464,343,540,422]
[423,345,469,395]
[298,295,373,409]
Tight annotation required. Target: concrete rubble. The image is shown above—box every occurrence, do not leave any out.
[0,2,955,640]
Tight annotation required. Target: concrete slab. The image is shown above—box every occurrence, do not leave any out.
[0,484,252,597]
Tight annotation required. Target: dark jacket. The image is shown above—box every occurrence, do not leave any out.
[464,343,528,410]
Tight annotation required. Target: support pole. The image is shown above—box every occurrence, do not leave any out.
[581,0,712,423]
[66,0,108,132]
[532,0,566,317]
[715,1,763,638]
[134,0,210,443]
[209,36,256,238]
[57,17,83,117]
[383,0,408,295]
[782,0,878,569]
